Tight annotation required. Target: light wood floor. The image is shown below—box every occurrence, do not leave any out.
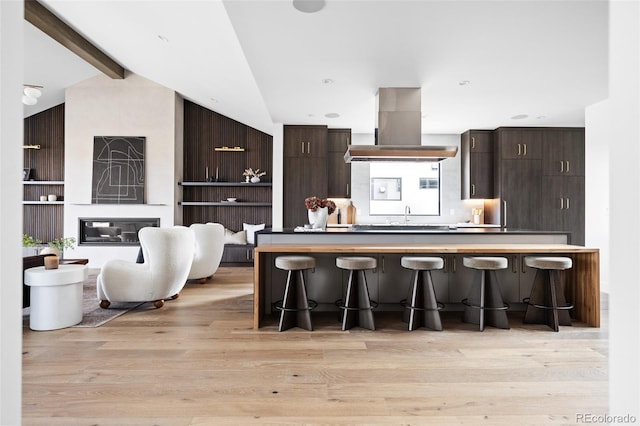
[22,267,608,425]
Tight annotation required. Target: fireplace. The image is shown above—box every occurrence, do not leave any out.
[79,218,160,246]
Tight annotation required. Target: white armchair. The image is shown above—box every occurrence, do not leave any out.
[187,223,225,283]
[97,226,195,309]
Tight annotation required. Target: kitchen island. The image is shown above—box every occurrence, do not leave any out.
[253,228,599,329]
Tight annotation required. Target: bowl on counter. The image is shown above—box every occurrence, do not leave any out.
[226,197,237,202]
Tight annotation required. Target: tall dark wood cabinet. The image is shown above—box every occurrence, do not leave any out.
[461,130,493,199]
[541,128,585,244]
[494,128,543,230]
[327,128,351,198]
[283,125,328,228]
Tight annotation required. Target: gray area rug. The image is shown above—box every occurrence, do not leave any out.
[23,271,142,328]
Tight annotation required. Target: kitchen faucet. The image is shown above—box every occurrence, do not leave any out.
[404,205,411,224]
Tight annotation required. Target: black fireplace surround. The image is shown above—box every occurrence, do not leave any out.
[79,218,160,246]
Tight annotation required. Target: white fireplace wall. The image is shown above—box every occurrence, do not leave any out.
[64,73,182,267]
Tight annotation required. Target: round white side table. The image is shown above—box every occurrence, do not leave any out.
[24,264,88,331]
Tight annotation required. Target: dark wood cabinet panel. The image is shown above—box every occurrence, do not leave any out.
[461,130,493,199]
[283,125,328,158]
[496,128,542,160]
[499,159,542,230]
[542,128,585,176]
[327,129,351,198]
[283,125,329,228]
[542,176,585,245]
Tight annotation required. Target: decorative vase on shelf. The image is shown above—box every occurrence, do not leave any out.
[308,207,328,230]
[245,176,250,183]
[250,176,261,183]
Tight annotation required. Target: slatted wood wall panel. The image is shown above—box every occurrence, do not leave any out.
[183,101,273,231]
[23,104,65,243]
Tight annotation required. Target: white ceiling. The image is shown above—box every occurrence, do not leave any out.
[24,0,608,135]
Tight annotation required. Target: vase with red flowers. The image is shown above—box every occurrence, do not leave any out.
[304,196,336,230]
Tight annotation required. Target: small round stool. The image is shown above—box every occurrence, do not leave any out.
[462,256,510,331]
[274,255,317,331]
[336,256,377,331]
[523,256,574,332]
[400,257,445,331]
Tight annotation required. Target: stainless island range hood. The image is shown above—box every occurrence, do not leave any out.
[344,87,458,162]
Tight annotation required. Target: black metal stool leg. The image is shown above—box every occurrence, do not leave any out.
[463,270,509,331]
[278,269,312,332]
[341,269,375,331]
[524,269,572,332]
[407,270,443,331]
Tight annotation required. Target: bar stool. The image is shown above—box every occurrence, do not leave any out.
[336,256,377,331]
[462,256,510,331]
[400,256,445,331]
[523,256,574,332]
[274,255,317,332]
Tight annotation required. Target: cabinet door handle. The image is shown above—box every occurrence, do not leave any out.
[523,143,527,156]
[443,256,448,272]
[512,255,518,273]
[452,256,457,273]
[301,142,305,154]
[566,198,570,209]
[346,183,349,196]
[307,142,310,154]
[521,256,527,274]
[560,198,564,209]
[471,136,475,149]
[517,144,522,156]
[503,200,508,228]
[560,161,564,173]
[381,255,385,274]
[471,184,476,196]
[566,160,570,173]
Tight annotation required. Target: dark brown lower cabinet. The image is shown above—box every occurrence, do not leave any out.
[221,245,254,265]
[499,159,542,230]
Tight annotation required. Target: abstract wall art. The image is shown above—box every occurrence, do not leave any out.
[92,136,145,204]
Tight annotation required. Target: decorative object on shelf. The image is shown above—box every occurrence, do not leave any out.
[243,168,266,183]
[346,200,356,224]
[39,195,47,202]
[44,237,76,259]
[214,146,245,152]
[305,196,336,230]
[23,168,31,181]
[47,194,57,202]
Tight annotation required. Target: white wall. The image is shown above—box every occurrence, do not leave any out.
[585,100,610,293]
[609,0,640,417]
[64,73,182,267]
[0,2,23,423]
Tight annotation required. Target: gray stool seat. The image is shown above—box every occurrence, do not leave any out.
[463,256,508,270]
[523,256,574,332]
[274,255,317,332]
[276,255,316,271]
[336,256,377,270]
[462,256,510,331]
[336,256,377,331]
[524,256,572,270]
[401,256,444,271]
[400,256,445,331]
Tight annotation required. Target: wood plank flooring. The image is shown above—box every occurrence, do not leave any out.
[22,267,608,425]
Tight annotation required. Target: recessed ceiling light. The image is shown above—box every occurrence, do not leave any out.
[458,80,471,86]
[536,115,546,119]
[293,0,325,13]
[325,112,340,118]
[322,78,333,84]
[210,98,218,103]
[157,35,169,43]
[511,114,528,120]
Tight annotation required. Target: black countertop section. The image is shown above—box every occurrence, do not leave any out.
[259,226,569,235]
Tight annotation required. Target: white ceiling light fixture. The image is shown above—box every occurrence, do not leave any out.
[325,112,340,118]
[293,0,326,14]
[22,84,43,106]
[511,114,528,120]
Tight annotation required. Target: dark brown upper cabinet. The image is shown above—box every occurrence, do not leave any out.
[542,128,585,176]
[327,128,351,198]
[461,130,493,199]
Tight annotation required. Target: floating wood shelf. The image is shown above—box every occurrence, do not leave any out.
[179,182,272,187]
[178,201,272,207]
[23,181,64,185]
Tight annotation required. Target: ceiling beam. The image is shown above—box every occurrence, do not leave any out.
[24,0,125,79]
